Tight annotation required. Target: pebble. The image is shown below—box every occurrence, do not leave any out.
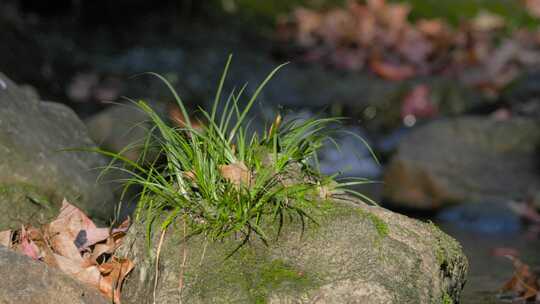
[0,78,6,90]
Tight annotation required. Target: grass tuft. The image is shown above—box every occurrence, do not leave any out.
[94,55,376,252]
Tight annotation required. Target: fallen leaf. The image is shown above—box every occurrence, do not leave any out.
[168,104,204,132]
[401,84,437,120]
[416,19,446,37]
[48,199,110,251]
[219,162,251,186]
[294,7,323,47]
[370,58,415,81]
[54,253,101,287]
[87,231,126,266]
[19,226,41,260]
[0,230,11,248]
[50,232,85,264]
[99,258,135,304]
[3,198,133,304]
[500,255,540,301]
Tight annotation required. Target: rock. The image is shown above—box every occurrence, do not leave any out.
[0,246,108,304]
[84,101,168,161]
[500,70,540,119]
[383,116,540,209]
[117,198,468,304]
[0,74,117,229]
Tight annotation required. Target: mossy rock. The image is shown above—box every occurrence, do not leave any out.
[0,74,117,229]
[118,198,468,303]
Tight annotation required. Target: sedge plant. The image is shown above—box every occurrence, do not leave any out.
[94,55,377,253]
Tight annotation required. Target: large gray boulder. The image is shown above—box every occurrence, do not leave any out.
[118,198,468,304]
[0,246,108,304]
[0,74,117,229]
[383,116,540,209]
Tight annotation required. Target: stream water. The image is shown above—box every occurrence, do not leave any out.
[436,204,540,304]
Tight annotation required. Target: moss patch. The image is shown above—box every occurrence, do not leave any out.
[441,291,453,304]
[357,208,389,238]
[428,222,462,269]
[0,183,58,229]
[248,259,313,303]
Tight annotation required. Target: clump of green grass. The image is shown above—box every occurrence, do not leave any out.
[96,55,375,252]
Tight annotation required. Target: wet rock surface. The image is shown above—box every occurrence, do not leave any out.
[383,116,540,210]
[0,245,108,304]
[118,198,468,304]
[0,74,117,229]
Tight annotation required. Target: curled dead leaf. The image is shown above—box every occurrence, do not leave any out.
[219,162,252,187]
[48,199,110,251]
[98,258,135,304]
[500,255,540,301]
[4,198,133,304]
[19,226,41,260]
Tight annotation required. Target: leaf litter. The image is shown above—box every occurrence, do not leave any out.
[275,0,540,97]
[0,199,133,303]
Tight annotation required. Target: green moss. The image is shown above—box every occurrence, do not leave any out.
[249,259,312,303]
[357,209,389,238]
[427,222,462,269]
[441,291,453,304]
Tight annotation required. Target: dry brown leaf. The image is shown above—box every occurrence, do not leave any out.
[25,226,58,267]
[99,258,135,304]
[48,199,110,251]
[294,8,323,47]
[319,9,355,45]
[3,198,133,304]
[87,231,125,266]
[220,162,251,186]
[379,3,411,33]
[500,256,540,301]
[168,104,203,131]
[19,226,41,260]
[369,59,415,80]
[416,19,446,37]
[524,0,540,18]
[50,232,85,264]
[54,253,102,287]
[0,230,12,248]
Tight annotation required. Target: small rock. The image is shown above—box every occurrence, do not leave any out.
[0,246,108,304]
